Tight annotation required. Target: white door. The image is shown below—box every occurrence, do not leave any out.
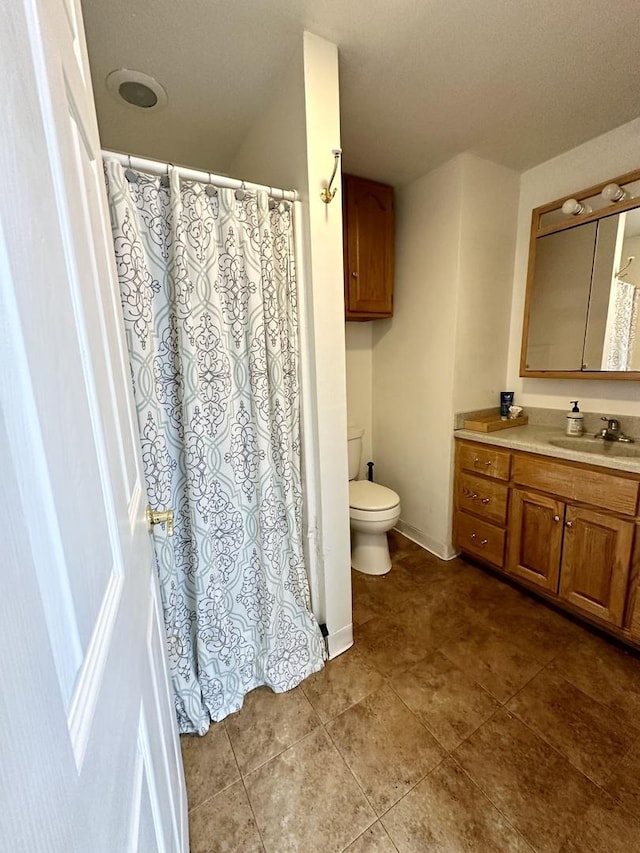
[0,0,187,851]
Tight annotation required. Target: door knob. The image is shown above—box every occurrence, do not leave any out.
[565,521,573,529]
[146,506,174,536]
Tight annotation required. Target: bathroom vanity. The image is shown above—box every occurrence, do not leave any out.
[453,425,640,649]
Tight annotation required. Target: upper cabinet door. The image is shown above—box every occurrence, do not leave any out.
[343,174,395,319]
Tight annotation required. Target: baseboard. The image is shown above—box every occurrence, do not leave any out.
[394,519,459,561]
[326,622,353,660]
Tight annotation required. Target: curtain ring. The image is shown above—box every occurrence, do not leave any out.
[205,171,217,197]
[125,154,137,184]
[269,186,276,210]
[236,179,246,201]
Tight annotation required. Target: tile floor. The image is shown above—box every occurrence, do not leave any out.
[181,531,640,852]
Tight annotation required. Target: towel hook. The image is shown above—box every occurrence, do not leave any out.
[320,148,342,204]
[616,256,635,279]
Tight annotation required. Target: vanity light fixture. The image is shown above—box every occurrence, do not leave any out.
[601,182,627,203]
[561,198,592,216]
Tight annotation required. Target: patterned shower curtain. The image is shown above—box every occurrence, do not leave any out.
[603,279,639,370]
[104,160,325,734]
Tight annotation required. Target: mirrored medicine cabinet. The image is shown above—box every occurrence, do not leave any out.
[520,168,640,379]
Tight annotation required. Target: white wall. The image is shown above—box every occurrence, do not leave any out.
[453,155,520,413]
[232,33,352,658]
[344,322,373,477]
[372,157,462,558]
[369,153,518,558]
[506,116,640,416]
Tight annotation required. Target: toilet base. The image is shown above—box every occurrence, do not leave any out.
[351,530,392,575]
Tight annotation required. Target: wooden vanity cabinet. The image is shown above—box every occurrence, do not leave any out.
[507,488,564,593]
[342,174,394,320]
[454,438,640,645]
[558,506,634,626]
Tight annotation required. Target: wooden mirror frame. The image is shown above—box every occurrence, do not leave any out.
[520,168,640,380]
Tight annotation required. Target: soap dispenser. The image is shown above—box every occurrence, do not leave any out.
[566,401,584,436]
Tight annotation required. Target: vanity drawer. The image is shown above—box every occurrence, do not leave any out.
[512,456,639,516]
[458,442,511,481]
[456,472,508,524]
[454,511,506,568]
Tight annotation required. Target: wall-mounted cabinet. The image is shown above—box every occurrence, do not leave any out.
[342,173,394,320]
[453,438,640,643]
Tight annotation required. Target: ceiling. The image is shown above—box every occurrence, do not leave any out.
[82,0,640,187]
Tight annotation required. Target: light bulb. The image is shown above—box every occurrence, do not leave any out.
[601,182,626,202]
[561,198,591,216]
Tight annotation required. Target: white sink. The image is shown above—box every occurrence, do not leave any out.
[546,436,640,458]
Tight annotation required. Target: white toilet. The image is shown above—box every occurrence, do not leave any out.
[348,427,401,575]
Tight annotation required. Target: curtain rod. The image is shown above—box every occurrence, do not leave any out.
[101,150,298,202]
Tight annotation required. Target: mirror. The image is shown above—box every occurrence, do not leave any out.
[521,170,640,379]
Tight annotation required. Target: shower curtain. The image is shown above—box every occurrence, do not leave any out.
[104,160,325,734]
[603,279,639,371]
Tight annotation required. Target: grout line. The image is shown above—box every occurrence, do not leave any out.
[448,753,539,852]
[322,718,380,821]
[221,719,267,851]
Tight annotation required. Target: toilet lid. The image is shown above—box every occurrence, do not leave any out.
[349,480,399,511]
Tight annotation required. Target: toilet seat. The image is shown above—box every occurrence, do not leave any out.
[349,480,399,511]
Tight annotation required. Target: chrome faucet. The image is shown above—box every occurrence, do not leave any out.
[595,417,635,443]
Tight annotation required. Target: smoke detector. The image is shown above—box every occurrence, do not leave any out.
[106,69,167,110]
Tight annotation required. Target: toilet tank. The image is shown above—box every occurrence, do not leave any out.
[347,426,364,480]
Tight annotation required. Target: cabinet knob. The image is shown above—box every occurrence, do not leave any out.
[469,493,478,500]
[481,498,491,504]
[565,521,573,529]
[351,271,358,278]
[553,515,560,522]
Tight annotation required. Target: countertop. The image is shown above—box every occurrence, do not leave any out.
[454,423,640,475]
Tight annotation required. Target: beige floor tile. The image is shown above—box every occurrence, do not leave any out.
[245,727,375,853]
[439,621,544,703]
[548,631,640,730]
[474,594,583,665]
[390,649,500,751]
[559,789,640,853]
[382,757,534,852]
[188,780,263,853]
[181,723,240,810]
[454,709,597,853]
[507,669,637,785]
[326,684,445,815]
[388,530,424,561]
[352,584,393,627]
[224,685,319,775]
[354,568,417,613]
[604,735,640,818]
[344,821,397,852]
[302,647,383,722]
[355,612,434,677]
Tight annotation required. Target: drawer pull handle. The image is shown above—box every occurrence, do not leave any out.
[565,521,573,529]
[470,493,478,500]
[553,515,560,522]
[481,498,490,504]
[470,533,489,546]
[473,457,492,467]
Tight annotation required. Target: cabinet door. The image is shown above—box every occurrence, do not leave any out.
[559,506,634,626]
[507,488,564,592]
[343,174,394,318]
